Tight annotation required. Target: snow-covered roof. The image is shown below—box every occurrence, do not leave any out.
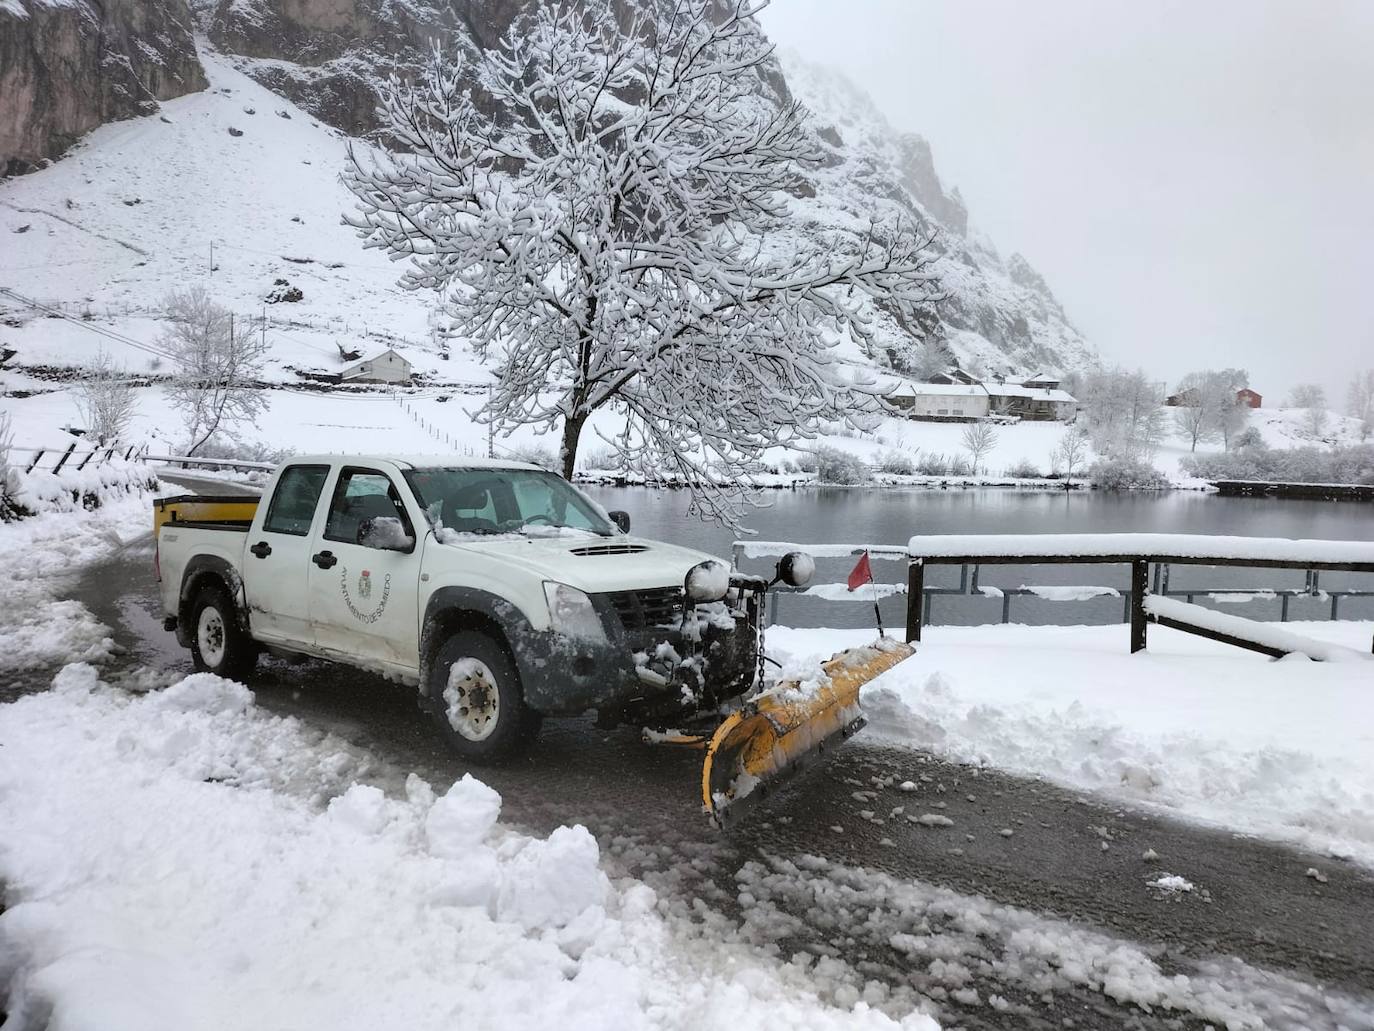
[887,381,989,398]
[290,454,541,472]
[342,348,412,374]
[986,384,1077,403]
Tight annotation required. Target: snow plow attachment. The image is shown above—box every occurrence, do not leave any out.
[701,639,915,828]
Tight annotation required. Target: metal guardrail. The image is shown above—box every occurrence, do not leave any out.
[143,454,275,472]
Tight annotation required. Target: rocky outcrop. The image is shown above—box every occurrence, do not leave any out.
[0,0,206,176]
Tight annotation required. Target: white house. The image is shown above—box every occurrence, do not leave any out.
[885,380,991,420]
[341,348,413,385]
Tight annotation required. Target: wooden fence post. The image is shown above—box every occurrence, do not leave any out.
[906,559,924,643]
[51,441,78,474]
[25,449,45,473]
[1130,559,1148,653]
[76,448,97,471]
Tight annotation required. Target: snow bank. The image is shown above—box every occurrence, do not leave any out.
[0,485,152,676]
[12,457,159,517]
[0,666,935,1031]
[767,622,1374,865]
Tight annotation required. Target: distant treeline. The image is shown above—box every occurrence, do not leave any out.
[1183,439,1374,485]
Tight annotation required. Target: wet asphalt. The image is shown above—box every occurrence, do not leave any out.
[6,473,1373,1030]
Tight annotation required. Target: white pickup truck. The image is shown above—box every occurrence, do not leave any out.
[154,455,813,764]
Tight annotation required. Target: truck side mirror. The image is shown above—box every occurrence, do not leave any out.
[608,510,631,534]
[357,516,415,552]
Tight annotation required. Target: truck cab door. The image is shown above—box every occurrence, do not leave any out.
[241,463,332,648]
[309,466,424,671]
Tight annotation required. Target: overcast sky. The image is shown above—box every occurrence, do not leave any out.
[760,0,1373,402]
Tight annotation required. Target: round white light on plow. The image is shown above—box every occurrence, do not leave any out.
[684,559,731,603]
[776,551,816,588]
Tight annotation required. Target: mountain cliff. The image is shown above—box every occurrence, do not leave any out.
[0,0,205,175]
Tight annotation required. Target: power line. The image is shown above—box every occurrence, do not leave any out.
[0,286,180,363]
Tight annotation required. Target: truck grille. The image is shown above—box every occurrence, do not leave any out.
[605,587,683,630]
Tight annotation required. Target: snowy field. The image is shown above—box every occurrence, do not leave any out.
[771,622,1374,867]
[3,483,1374,1028]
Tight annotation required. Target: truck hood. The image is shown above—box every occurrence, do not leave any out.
[440,533,721,594]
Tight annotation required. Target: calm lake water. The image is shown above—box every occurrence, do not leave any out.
[581,485,1374,630]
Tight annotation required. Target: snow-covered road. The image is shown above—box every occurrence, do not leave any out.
[2,512,1370,1029]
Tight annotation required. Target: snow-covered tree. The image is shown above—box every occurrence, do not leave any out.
[1170,369,1248,452]
[1287,383,1328,438]
[343,0,941,522]
[0,409,20,517]
[1078,367,1166,460]
[160,286,268,456]
[75,349,138,445]
[1053,426,1088,484]
[960,420,997,474]
[1347,369,1374,440]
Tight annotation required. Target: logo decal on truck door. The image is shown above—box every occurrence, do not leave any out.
[341,567,391,623]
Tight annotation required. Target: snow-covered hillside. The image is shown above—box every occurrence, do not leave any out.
[780,54,1095,377]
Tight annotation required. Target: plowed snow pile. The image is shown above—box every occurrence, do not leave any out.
[0,664,934,1031]
[769,622,1374,865]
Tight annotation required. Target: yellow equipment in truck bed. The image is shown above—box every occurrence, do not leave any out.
[153,494,260,536]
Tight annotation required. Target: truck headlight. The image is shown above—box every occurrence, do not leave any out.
[543,582,607,644]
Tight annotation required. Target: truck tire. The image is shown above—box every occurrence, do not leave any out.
[425,630,541,761]
[189,582,258,681]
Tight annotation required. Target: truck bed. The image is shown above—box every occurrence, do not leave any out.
[154,495,260,535]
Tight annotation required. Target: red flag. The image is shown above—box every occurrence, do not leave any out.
[847,551,873,592]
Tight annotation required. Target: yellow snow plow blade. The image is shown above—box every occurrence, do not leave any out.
[701,639,915,828]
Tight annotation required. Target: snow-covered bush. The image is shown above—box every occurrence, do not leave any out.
[578,446,625,472]
[814,446,871,485]
[0,411,29,522]
[947,455,975,477]
[15,458,160,516]
[1088,457,1170,491]
[877,450,916,476]
[791,451,819,474]
[506,443,558,471]
[1005,458,1042,479]
[195,436,295,465]
[916,452,950,476]
[1181,443,1374,485]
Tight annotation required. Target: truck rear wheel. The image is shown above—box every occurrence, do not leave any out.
[189,583,258,681]
[425,630,541,761]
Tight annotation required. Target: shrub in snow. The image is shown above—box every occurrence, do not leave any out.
[506,443,558,471]
[1180,443,1374,485]
[0,410,29,521]
[791,451,819,474]
[578,445,624,472]
[947,455,975,477]
[814,446,871,485]
[1005,458,1042,479]
[877,450,916,476]
[13,457,160,517]
[916,452,950,476]
[1087,457,1170,491]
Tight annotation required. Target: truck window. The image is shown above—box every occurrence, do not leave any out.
[324,469,414,546]
[263,465,330,536]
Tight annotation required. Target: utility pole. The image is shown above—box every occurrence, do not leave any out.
[486,384,494,458]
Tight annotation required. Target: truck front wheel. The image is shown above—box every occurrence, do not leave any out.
[425,630,541,761]
[189,583,258,681]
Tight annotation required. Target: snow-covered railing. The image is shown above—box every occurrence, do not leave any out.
[12,442,142,474]
[145,454,276,472]
[905,533,1374,656]
[733,534,1374,655]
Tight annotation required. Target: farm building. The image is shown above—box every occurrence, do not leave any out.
[885,381,991,421]
[985,381,1078,421]
[341,348,413,385]
[1237,388,1262,409]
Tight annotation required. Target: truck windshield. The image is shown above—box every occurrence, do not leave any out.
[403,467,615,538]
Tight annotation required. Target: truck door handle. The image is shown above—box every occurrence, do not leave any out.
[312,550,337,569]
[250,541,272,559]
